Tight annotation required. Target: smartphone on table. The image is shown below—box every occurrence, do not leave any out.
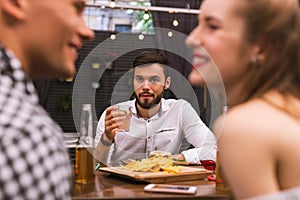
[144,184,197,194]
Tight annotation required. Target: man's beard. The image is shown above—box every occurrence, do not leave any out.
[135,91,164,109]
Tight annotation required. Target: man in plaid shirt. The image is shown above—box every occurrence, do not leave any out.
[0,0,94,199]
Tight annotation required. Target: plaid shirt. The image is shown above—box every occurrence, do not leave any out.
[0,45,71,199]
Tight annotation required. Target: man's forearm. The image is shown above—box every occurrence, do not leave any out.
[94,134,112,164]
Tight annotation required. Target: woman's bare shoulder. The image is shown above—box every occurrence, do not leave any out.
[227,99,282,120]
[214,98,299,145]
[214,100,283,141]
[214,100,270,137]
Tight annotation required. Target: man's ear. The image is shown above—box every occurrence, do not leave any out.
[1,0,27,20]
[164,77,171,89]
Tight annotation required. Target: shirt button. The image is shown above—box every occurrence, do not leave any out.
[147,136,151,140]
[147,120,150,123]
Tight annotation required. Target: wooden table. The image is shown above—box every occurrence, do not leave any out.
[72,172,232,199]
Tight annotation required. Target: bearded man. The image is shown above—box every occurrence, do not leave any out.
[95,50,216,166]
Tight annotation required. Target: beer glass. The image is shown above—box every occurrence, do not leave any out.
[75,104,95,184]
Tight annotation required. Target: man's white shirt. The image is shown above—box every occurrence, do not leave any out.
[95,98,216,166]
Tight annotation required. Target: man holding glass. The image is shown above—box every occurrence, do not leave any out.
[95,50,216,166]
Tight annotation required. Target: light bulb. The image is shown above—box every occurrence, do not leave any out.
[110,34,116,40]
[110,1,116,8]
[143,12,150,20]
[138,34,144,40]
[173,19,179,27]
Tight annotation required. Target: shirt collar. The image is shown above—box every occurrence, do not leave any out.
[0,44,38,101]
[131,98,170,119]
[0,45,28,81]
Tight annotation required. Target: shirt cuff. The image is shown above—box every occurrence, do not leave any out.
[182,149,200,164]
[100,133,113,146]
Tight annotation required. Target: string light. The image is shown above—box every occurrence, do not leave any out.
[138,34,144,40]
[143,10,150,20]
[85,3,199,35]
[86,3,200,14]
[172,12,179,27]
[92,63,100,69]
[91,82,100,89]
[109,0,116,8]
[172,19,179,27]
[110,34,116,40]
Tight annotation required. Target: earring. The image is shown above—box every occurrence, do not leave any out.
[251,55,260,66]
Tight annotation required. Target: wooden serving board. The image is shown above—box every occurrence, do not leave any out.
[99,166,213,183]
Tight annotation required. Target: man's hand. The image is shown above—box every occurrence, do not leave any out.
[104,106,126,142]
[172,154,185,161]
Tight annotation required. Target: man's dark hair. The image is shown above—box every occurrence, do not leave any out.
[130,49,177,100]
[132,49,170,78]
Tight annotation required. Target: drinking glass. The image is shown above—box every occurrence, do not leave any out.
[75,104,95,184]
[112,105,132,131]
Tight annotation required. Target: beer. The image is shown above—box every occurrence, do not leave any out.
[215,151,230,193]
[75,145,95,184]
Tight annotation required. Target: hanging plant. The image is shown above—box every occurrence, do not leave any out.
[126,2,154,34]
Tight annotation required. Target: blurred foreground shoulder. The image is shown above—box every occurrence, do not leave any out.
[213,99,277,145]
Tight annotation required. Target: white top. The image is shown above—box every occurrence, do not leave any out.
[95,98,217,166]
